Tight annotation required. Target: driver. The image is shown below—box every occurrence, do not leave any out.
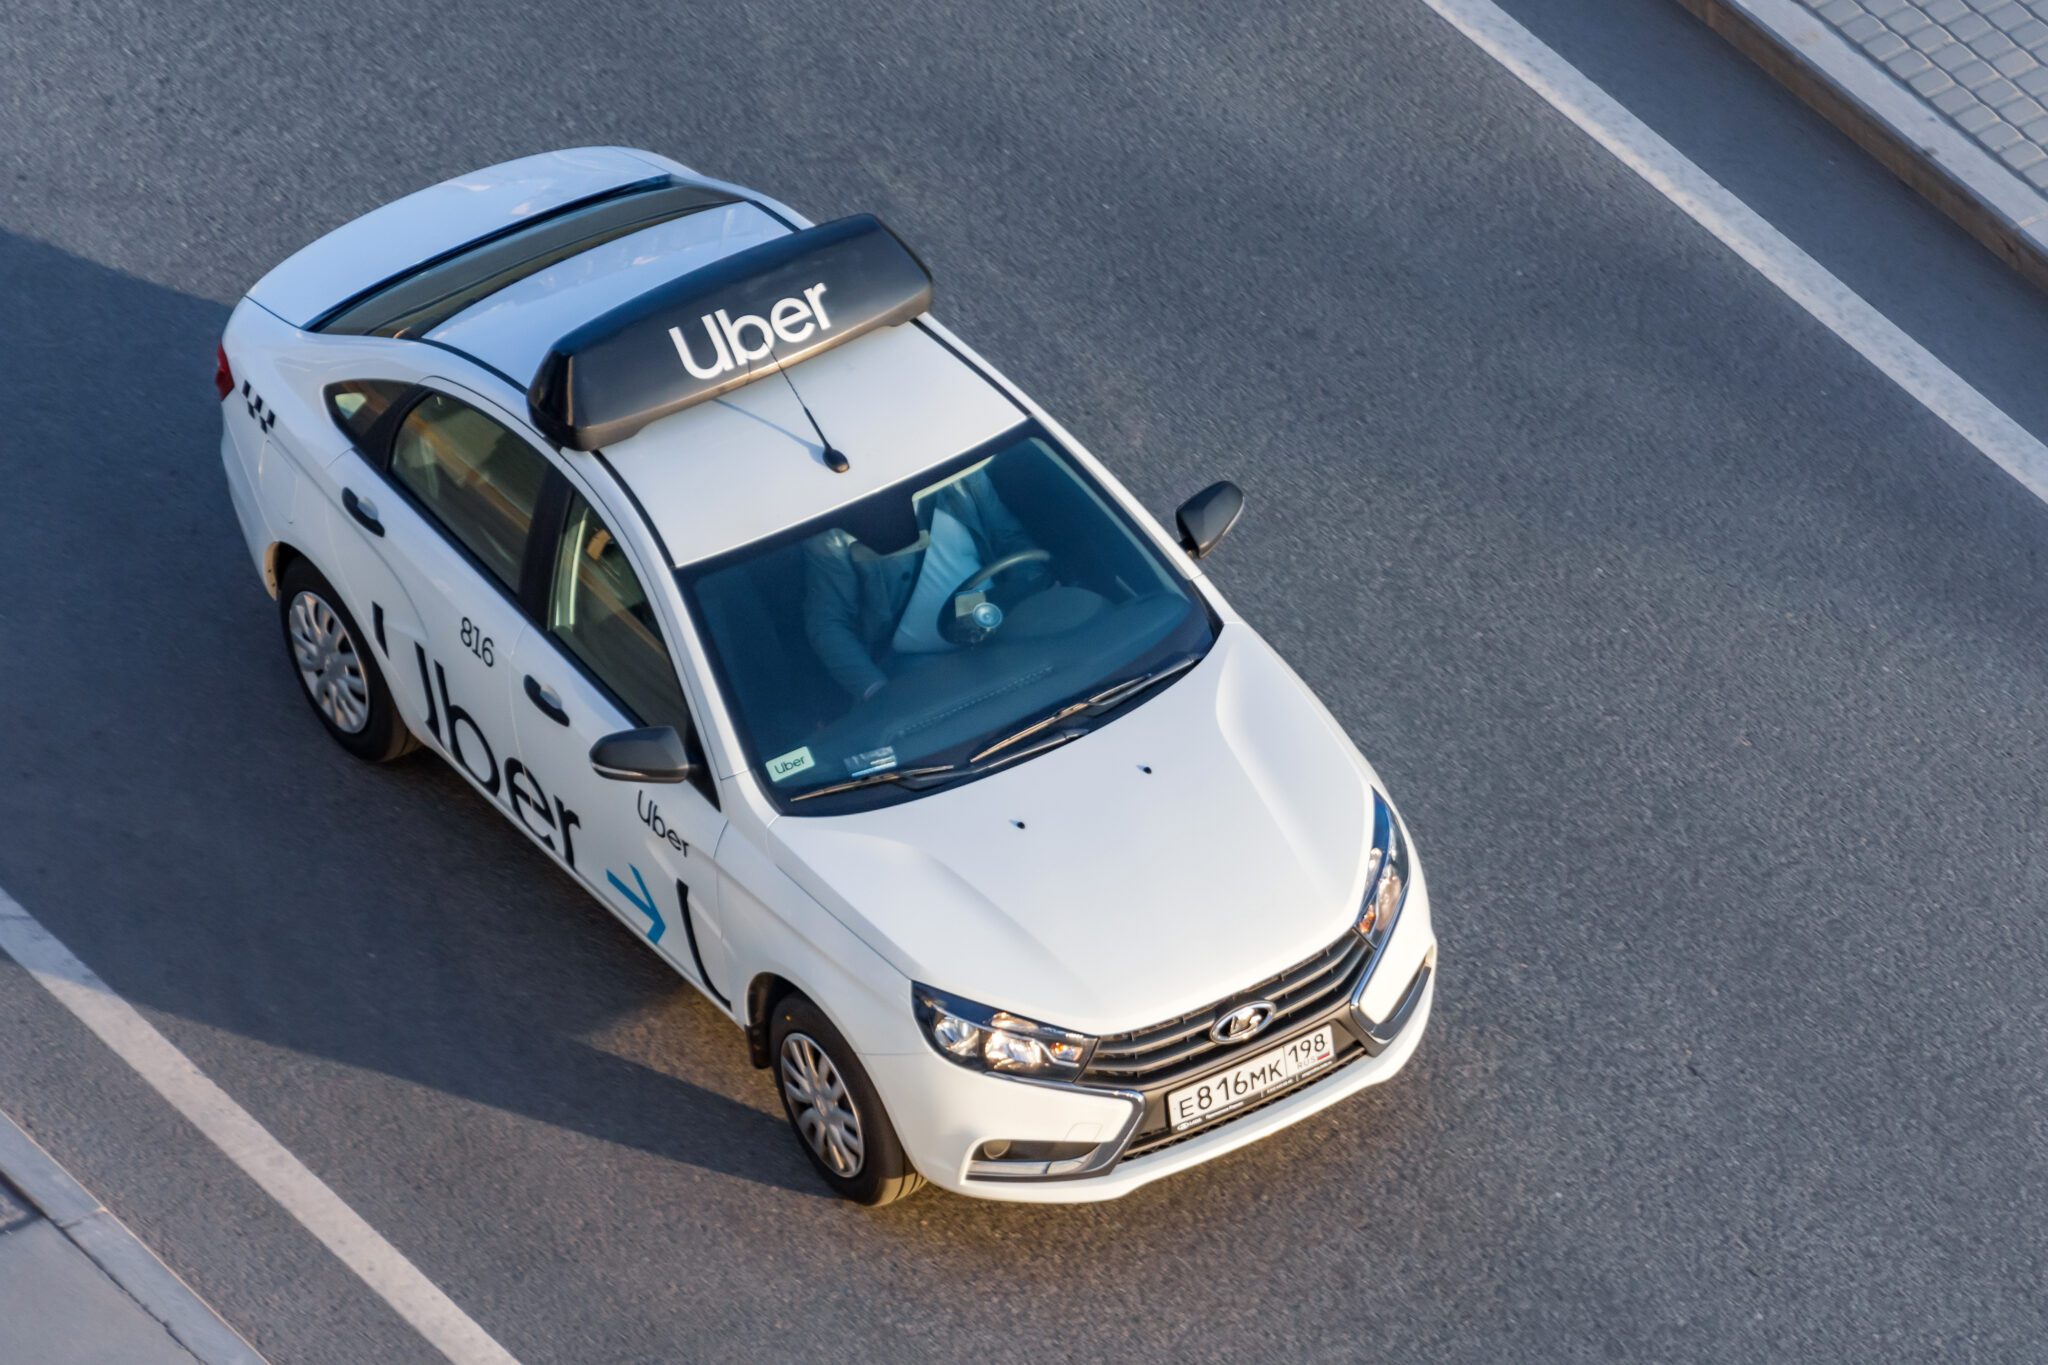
[803,467,1043,700]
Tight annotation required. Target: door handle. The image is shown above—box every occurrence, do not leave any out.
[343,488,384,536]
[524,675,569,726]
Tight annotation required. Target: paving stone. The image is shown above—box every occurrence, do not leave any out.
[1952,12,1997,37]
[1820,0,1864,19]
[1932,82,1985,112]
[1935,39,1985,67]
[1843,13,1888,40]
[1978,118,2025,147]
[1890,7,1936,35]
[2017,63,2048,92]
[1925,0,1972,18]
[1985,0,2031,26]
[1888,48,1937,77]
[2013,16,2048,41]
[1992,47,2039,75]
[1973,30,2022,56]
[1953,56,2001,83]
[1864,31,1912,59]
[1859,0,1911,15]
[2025,160,2048,187]
[1933,85,1986,116]
[1977,74,2024,99]
[2000,139,2048,166]
[1910,64,1959,94]
[1957,99,2006,128]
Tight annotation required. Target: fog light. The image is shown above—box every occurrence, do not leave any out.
[972,1139,1097,1163]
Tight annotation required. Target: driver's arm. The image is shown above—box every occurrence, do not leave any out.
[961,469,1033,557]
[803,530,889,700]
[959,470,1053,600]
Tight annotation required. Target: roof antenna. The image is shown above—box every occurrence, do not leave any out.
[777,365,849,473]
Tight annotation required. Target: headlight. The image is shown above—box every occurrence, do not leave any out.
[1356,792,1412,946]
[912,985,1095,1079]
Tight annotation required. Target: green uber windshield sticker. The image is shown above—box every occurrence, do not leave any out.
[767,746,817,783]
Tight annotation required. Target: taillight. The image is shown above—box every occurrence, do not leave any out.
[214,344,234,401]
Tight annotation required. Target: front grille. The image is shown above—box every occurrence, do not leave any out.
[1082,929,1369,1091]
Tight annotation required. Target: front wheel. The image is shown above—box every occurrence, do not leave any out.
[770,993,924,1206]
[278,558,413,763]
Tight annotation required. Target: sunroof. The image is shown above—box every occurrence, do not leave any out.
[312,180,737,338]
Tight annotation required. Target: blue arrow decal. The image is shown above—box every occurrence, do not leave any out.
[606,864,665,943]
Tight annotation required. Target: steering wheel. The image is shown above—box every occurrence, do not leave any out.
[935,548,1052,645]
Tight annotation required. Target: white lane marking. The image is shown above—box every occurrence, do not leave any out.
[0,888,519,1365]
[1418,0,2048,505]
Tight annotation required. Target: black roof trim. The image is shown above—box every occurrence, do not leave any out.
[309,176,735,336]
[526,214,932,451]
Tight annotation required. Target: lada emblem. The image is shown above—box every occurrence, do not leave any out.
[1210,1000,1277,1045]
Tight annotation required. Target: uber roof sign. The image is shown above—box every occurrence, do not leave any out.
[526,214,933,450]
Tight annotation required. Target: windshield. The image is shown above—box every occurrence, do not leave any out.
[677,424,1218,812]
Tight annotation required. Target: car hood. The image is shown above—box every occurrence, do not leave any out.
[766,627,1380,1037]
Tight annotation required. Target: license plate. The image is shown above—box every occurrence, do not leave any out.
[1166,1025,1338,1132]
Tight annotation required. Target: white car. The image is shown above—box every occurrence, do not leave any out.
[218,147,1436,1204]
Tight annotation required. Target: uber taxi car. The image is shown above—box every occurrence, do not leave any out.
[217,147,1436,1204]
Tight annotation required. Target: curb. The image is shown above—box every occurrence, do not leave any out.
[0,1111,267,1365]
[1678,0,2048,292]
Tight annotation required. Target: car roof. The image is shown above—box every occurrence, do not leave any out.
[348,152,1021,566]
[600,319,1024,567]
[422,201,790,387]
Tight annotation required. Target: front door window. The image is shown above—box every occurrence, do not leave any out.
[547,490,690,728]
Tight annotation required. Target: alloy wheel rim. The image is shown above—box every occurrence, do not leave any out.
[287,591,371,735]
[779,1032,865,1178]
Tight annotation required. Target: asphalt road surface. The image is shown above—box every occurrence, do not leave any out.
[5,0,2048,1360]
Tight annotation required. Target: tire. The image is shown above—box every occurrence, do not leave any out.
[770,993,925,1206]
[278,558,414,763]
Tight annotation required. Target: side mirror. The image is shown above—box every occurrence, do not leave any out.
[590,726,695,783]
[1175,481,1245,559]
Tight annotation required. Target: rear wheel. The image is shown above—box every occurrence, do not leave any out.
[770,993,924,1206]
[278,559,413,763]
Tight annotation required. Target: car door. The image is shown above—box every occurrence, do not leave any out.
[354,386,550,808]
[315,379,435,722]
[509,482,737,1009]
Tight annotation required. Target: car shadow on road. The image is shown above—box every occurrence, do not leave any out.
[0,228,825,1200]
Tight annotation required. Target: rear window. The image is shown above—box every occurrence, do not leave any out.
[312,181,736,339]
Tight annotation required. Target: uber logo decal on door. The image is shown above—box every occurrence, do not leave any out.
[412,644,582,866]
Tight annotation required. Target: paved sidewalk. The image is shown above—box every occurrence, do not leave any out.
[1680,0,2048,287]
[0,1113,263,1365]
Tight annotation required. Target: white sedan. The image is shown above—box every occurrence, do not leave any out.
[217,146,1436,1204]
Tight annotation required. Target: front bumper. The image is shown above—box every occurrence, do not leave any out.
[865,865,1436,1203]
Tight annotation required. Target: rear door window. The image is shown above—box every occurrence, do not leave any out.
[388,392,549,591]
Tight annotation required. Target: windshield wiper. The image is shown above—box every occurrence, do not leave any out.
[971,654,1203,764]
[789,657,1200,805]
[789,728,1097,805]
[789,764,957,802]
